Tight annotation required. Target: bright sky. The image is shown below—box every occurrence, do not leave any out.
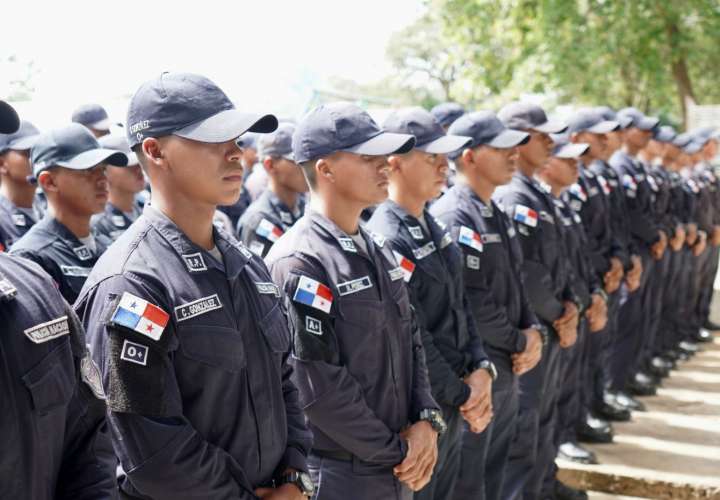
[1,0,425,129]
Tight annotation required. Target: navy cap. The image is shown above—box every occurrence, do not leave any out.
[31,123,128,177]
[673,132,694,149]
[99,134,139,166]
[0,101,19,134]
[684,139,704,155]
[0,120,41,153]
[498,102,567,134]
[237,132,258,149]
[447,110,530,159]
[71,103,114,131]
[653,125,677,144]
[292,103,416,163]
[258,124,295,160]
[125,72,278,149]
[593,106,632,129]
[383,107,471,155]
[691,126,716,142]
[617,107,659,131]
[551,134,589,159]
[567,109,620,135]
[430,102,466,128]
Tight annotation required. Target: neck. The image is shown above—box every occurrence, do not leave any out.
[462,172,496,205]
[0,179,35,208]
[517,156,537,177]
[108,189,136,213]
[537,174,563,197]
[623,143,641,156]
[269,180,298,211]
[48,203,91,238]
[309,191,363,235]
[388,183,425,218]
[151,188,216,250]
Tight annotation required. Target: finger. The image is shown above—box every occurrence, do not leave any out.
[394,446,418,474]
[459,395,481,412]
[254,488,272,497]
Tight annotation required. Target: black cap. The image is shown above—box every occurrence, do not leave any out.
[497,102,567,134]
[447,110,530,159]
[125,72,278,149]
[567,109,620,134]
[551,134,589,159]
[99,134,139,166]
[594,106,633,129]
[0,100,20,134]
[257,124,295,160]
[0,120,41,153]
[617,107,659,131]
[673,132,694,149]
[31,123,129,177]
[684,139,704,155]
[383,107,471,155]
[292,102,416,163]
[653,126,677,144]
[430,102,466,128]
[71,103,114,131]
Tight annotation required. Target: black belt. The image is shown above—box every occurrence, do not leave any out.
[311,449,353,462]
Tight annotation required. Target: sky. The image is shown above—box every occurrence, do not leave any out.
[1,0,425,129]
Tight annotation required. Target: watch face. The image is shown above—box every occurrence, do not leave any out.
[300,473,314,493]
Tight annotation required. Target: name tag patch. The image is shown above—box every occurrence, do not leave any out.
[73,245,93,261]
[412,241,436,260]
[61,265,92,277]
[24,315,70,344]
[337,276,373,296]
[120,340,148,366]
[182,253,207,272]
[112,215,126,227]
[12,213,26,226]
[255,282,280,297]
[175,294,223,322]
[338,237,357,253]
[408,226,424,240]
[388,267,405,281]
[466,255,480,270]
[482,233,502,244]
[305,316,323,336]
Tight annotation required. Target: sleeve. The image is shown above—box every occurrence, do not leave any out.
[77,276,258,500]
[237,212,272,258]
[408,305,441,416]
[277,346,312,474]
[620,170,661,246]
[269,257,407,466]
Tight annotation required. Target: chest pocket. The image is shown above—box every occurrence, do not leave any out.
[179,325,246,373]
[259,304,291,355]
[22,340,75,415]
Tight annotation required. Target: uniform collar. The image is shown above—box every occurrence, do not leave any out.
[264,190,304,227]
[307,209,377,259]
[0,194,37,224]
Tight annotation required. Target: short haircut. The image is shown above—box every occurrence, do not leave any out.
[299,159,318,189]
[131,144,150,174]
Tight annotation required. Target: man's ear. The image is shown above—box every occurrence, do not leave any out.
[262,156,275,175]
[37,170,58,193]
[460,148,474,169]
[387,155,402,174]
[0,154,8,175]
[141,137,167,170]
[316,158,334,184]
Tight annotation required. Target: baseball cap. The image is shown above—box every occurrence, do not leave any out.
[71,103,114,131]
[594,106,633,130]
[617,107,659,131]
[31,123,128,177]
[258,124,295,160]
[673,132,694,149]
[0,100,19,134]
[684,140,704,155]
[653,126,677,144]
[447,110,530,159]
[497,102,567,134]
[383,107,471,155]
[99,134,139,166]
[567,109,620,135]
[292,102,415,163]
[430,102,466,128]
[551,134,589,159]
[0,120,41,153]
[125,72,278,149]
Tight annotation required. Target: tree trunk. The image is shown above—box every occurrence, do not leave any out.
[671,56,697,129]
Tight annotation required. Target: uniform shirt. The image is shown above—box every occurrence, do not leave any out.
[647,161,676,238]
[0,194,38,251]
[265,210,438,466]
[91,202,142,242]
[236,189,304,258]
[693,162,718,233]
[10,216,111,303]
[367,200,488,407]
[431,183,538,383]
[74,205,311,499]
[0,252,115,499]
[494,172,579,325]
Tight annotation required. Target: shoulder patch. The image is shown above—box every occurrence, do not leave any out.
[435,219,448,230]
[293,276,333,313]
[440,232,453,249]
[408,226,424,240]
[120,339,148,366]
[305,316,323,335]
[12,213,26,227]
[569,183,587,202]
[392,251,416,283]
[597,175,611,195]
[81,355,106,399]
[338,237,357,253]
[174,294,223,322]
[256,218,283,242]
[112,215,126,227]
[72,245,93,261]
[0,276,18,301]
[480,205,493,218]
[337,276,373,296]
[466,255,480,270]
[255,282,281,297]
[24,315,70,344]
[513,205,538,227]
[458,226,484,252]
[110,292,169,341]
[182,253,207,272]
[60,265,92,277]
[412,241,436,260]
[569,199,583,212]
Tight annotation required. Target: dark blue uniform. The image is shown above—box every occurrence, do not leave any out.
[75,206,312,499]
[0,194,39,250]
[0,252,115,499]
[367,199,488,500]
[265,210,438,500]
[236,189,304,258]
[432,183,538,500]
[91,203,142,242]
[10,216,111,303]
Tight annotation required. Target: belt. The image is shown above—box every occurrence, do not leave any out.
[311,449,353,462]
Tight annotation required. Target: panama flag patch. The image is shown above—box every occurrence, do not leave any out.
[110,292,170,341]
[514,205,538,227]
[392,251,416,282]
[256,219,284,242]
[569,183,587,202]
[293,276,333,313]
[458,226,484,252]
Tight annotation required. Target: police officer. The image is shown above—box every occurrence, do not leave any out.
[0,101,116,499]
[71,103,115,138]
[366,108,493,500]
[493,102,584,500]
[218,133,258,228]
[237,124,308,257]
[75,72,313,499]
[266,103,441,500]
[91,134,145,241]
[10,123,128,303]
[431,111,545,500]
[0,120,42,250]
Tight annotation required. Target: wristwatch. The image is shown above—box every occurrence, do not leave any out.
[418,408,448,435]
[471,359,498,381]
[529,323,549,346]
[278,471,314,496]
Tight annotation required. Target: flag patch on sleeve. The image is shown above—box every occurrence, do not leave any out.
[256,218,284,242]
[392,251,416,283]
[458,226,484,252]
[293,276,333,313]
[513,205,538,227]
[110,292,170,341]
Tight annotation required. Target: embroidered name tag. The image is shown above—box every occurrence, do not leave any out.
[120,340,148,366]
[182,253,207,272]
[408,226,424,240]
[60,265,92,277]
[482,233,502,244]
[73,245,93,261]
[337,276,373,296]
[338,237,357,253]
[255,282,280,297]
[388,267,405,281]
[412,241,436,260]
[24,316,70,344]
[175,294,223,322]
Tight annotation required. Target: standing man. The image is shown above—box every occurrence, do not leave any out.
[237,124,308,258]
[266,103,441,500]
[431,111,544,500]
[71,103,114,138]
[367,108,493,500]
[75,72,313,499]
[0,120,42,250]
[10,123,128,303]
